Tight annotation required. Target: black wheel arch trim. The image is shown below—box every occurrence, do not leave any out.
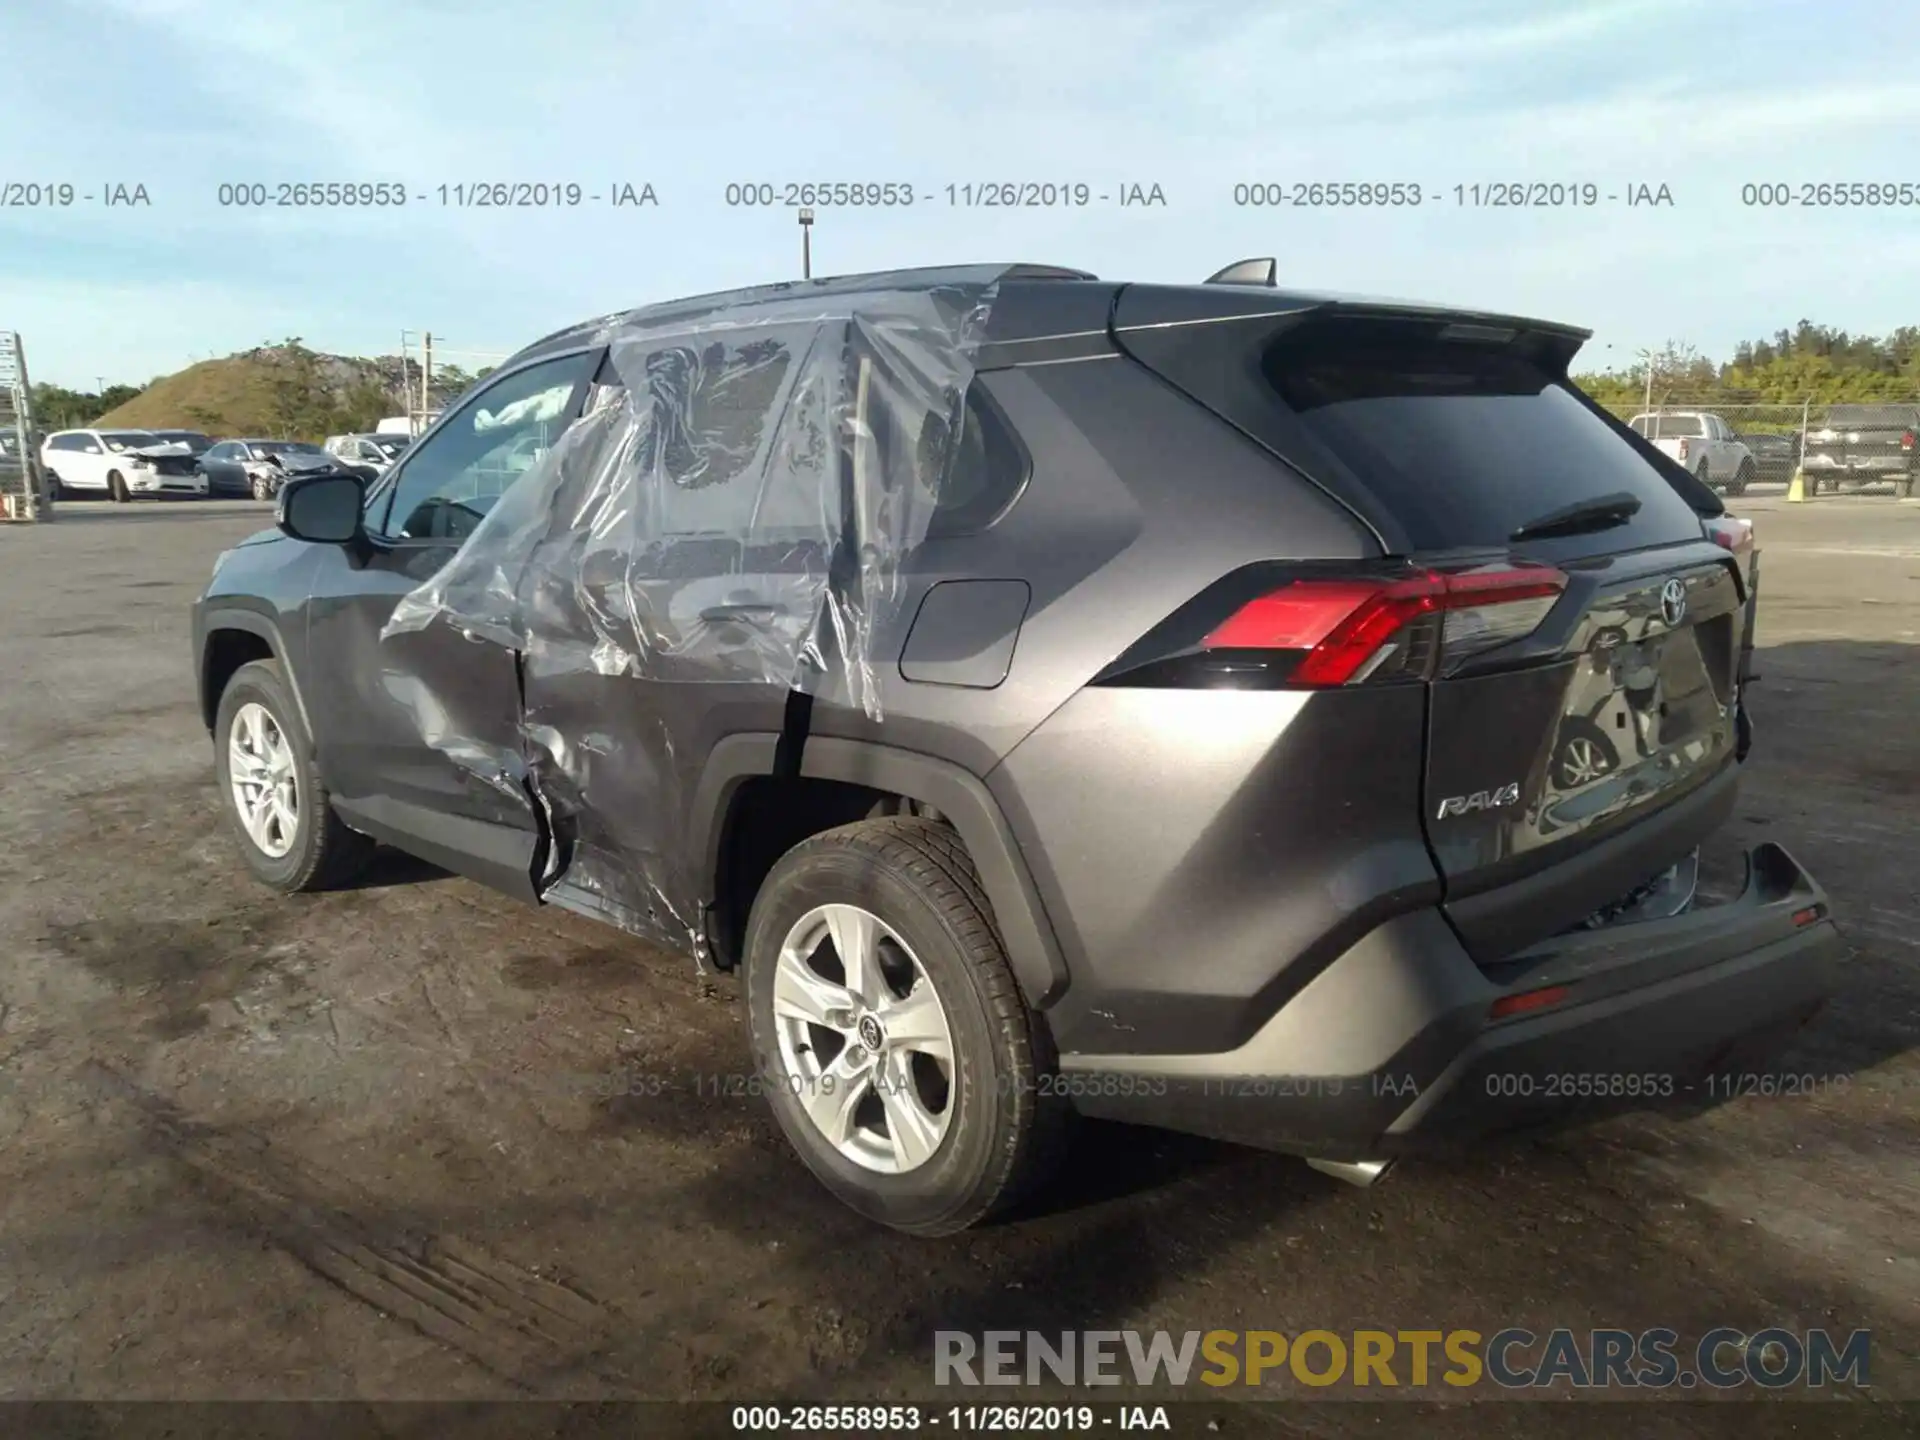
[692,733,1070,1009]
[196,605,316,747]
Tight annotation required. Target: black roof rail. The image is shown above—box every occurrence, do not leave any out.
[1204,257,1277,287]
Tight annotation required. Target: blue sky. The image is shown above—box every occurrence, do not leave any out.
[5,0,1919,387]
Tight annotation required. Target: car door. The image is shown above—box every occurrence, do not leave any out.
[512,326,837,935]
[299,347,600,901]
[199,441,233,491]
[69,433,110,490]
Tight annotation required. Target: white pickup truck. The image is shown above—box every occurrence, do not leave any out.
[1629,411,1756,495]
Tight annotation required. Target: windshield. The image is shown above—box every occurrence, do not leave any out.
[100,431,161,451]
[256,441,328,456]
[372,436,407,457]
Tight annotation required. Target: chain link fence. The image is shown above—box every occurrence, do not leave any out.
[1600,394,1920,497]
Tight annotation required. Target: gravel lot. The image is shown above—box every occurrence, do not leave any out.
[0,490,1915,1432]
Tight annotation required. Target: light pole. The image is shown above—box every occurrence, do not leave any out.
[798,207,814,279]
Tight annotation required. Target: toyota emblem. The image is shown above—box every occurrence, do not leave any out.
[1659,578,1687,626]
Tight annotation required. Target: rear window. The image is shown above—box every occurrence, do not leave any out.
[1827,405,1917,425]
[1634,413,1705,438]
[1255,326,1705,552]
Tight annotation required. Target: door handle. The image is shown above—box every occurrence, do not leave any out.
[456,625,488,643]
[699,603,787,622]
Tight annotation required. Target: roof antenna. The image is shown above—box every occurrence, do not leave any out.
[1204,257,1276,287]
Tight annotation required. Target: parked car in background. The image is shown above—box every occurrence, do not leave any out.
[194,261,1836,1235]
[323,431,410,480]
[1732,428,1801,485]
[1628,412,1756,495]
[40,428,206,500]
[198,439,351,499]
[1801,403,1920,496]
[149,428,215,458]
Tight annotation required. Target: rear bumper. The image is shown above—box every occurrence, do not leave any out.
[1057,842,1842,1157]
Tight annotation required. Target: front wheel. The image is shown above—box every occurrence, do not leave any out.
[1727,459,1753,496]
[214,659,376,891]
[743,818,1067,1235]
[107,471,129,503]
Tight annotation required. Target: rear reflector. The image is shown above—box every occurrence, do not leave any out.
[1705,516,1755,556]
[1489,984,1570,1020]
[1202,565,1567,687]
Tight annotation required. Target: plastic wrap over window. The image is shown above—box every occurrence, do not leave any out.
[384,273,1003,719]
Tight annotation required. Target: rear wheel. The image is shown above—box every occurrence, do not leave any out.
[45,471,64,500]
[107,471,129,503]
[743,817,1066,1235]
[1726,459,1752,496]
[1693,459,1713,490]
[214,659,376,891]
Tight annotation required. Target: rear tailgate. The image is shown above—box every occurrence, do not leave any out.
[1112,293,1746,960]
[1808,405,1917,473]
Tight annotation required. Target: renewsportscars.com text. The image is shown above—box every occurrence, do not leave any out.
[934,1327,1870,1390]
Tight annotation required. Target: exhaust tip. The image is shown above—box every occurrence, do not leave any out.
[1306,1157,1394,1189]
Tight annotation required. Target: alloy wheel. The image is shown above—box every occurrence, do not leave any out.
[771,902,956,1174]
[1559,736,1612,786]
[227,701,300,858]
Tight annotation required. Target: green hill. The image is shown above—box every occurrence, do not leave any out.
[91,343,409,440]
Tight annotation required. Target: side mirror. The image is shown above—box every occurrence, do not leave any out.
[276,472,364,545]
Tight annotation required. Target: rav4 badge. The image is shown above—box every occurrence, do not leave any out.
[1436,782,1522,819]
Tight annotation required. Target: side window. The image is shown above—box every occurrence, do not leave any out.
[1629,417,1650,437]
[79,434,102,454]
[205,442,229,460]
[915,380,1029,537]
[376,350,595,541]
[637,334,801,537]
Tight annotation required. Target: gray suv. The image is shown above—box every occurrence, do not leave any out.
[192,262,1841,1234]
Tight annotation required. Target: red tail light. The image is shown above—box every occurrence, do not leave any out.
[1902,431,1914,452]
[1677,438,1690,460]
[1202,565,1568,687]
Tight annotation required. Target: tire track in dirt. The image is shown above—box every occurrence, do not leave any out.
[84,1062,632,1391]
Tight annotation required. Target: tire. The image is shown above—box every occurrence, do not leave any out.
[1694,459,1713,490]
[45,471,64,500]
[743,817,1067,1236]
[1727,459,1753,496]
[214,659,376,892]
[107,470,129,503]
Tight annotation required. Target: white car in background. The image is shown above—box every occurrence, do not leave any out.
[323,431,411,479]
[1628,411,1756,495]
[39,428,207,501]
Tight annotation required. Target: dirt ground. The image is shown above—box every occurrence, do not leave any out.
[0,488,1915,1432]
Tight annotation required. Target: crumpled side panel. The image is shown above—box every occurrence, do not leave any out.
[380,275,1002,946]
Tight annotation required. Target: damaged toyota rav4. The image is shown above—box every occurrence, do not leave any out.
[192,261,1842,1235]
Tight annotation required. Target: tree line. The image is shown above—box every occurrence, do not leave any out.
[1576,321,1920,416]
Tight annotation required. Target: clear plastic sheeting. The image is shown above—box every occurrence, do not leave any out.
[385,272,1001,712]
[379,269,1006,949]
